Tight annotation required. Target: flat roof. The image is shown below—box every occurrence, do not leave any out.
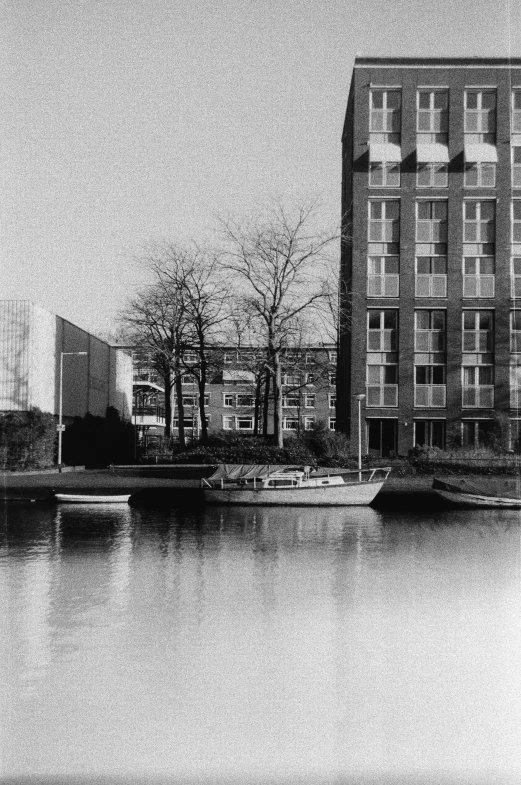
[355,56,521,68]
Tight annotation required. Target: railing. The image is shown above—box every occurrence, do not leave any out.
[463,275,495,298]
[135,406,165,422]
[367,275,399,297]
[415,275,447,298]
[366,384,398,407]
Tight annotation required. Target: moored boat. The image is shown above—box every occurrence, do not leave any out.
[54,493,131,504]
[432,477,521,508]
[201,464,390,506]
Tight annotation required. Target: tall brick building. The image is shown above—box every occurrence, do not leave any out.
[338,56,521,457]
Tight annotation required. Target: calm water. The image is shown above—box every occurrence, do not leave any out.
[1,500,520,785]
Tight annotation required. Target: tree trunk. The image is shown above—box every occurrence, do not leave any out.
[198,357,208,444]
[174,372,185,450]
[163,371,173,439]
[253,374,262,436]
[262,366,271,437]
[273,350,283,448]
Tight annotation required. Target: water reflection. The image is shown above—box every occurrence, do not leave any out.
[0,502,520,781]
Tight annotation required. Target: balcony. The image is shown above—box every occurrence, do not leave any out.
[414,385,446,408]
[462,386,494,408]
[134,405,166,427]
[366,385,398,407]
[367,275,399,297]
[463,275,495,298]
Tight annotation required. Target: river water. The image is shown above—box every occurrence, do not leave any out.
[1,501,520,784]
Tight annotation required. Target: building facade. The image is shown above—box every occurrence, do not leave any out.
[339,56,521,456]
[0,301,133,422]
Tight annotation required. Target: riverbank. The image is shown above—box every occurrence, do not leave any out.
[0,466,460,509]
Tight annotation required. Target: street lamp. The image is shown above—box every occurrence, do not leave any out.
[58,351,88,469]
[353,393,366,481]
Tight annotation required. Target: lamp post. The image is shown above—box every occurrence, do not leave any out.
[58,351,88,469]
[353,393,366,481]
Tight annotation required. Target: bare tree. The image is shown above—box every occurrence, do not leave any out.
[221,199,339,447]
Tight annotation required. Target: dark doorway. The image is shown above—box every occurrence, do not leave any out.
[367,419,397,457]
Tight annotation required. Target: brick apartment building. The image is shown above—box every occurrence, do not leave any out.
[130,345,337,452]
[338,56,521,457]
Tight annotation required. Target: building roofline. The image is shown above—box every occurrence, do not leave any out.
[354,56,521,68]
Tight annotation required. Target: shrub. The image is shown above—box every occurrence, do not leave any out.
[62,407,134,468]
[0,408,56,471]
[302,421,354,467]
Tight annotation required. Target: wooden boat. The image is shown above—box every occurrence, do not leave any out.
[432,477,521,508]
[54,493,131,504]
[201,464,390,506]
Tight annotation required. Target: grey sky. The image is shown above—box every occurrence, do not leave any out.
[2,0,519,335]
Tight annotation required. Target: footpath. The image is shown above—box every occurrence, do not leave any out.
[1,467,445,509]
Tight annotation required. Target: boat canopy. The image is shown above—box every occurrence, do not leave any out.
[434,476,521,500]
[208,464,301,482]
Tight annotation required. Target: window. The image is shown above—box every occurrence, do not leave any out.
[513,202,521,244]
[514,148,521,188]
[415,255,447,297]
[329,394,336,408]
[237,351,256,363]
[222,415,234,430]
[463,256,495,298]
[464,201,495,243]
[223,394,235,407]
[414,310,446,352]
[367,310,398,352]
[462,310,494,353]
[416,201,447,243]
[464,90,496,144]
[462,420,494,448]
[180,374,195,386]
[414,420,446,448]
[329,418,336,430]
[367,364,398,407]
[414,365,447,407]
[464,162,496,188]
[367,256,399,297]
[513,258,521,298]
[183,352,198,364]
[417,163,448,188]
[369,162,400,187]
[304,416,315,431]
[236,394,254,407]
[370,89,401,143]
[417,90,448,143]
[173,417,195,429]
[223,352,236,365]
[305,353,315,365]
[204,394,210,407]
[236,416,253,430]
[368,201,400,244]
[282,416,299,431]
[513,91,521,134]
[305,373,315,385]
[462,366,494,408]
[328,350,337,364]
[511,311,521,353]
[510,360,521,408]
[329,372,337,385]
[304,394,315,408]
[182,395,197,407]
[282,394,300,408]
[282,373,300,386]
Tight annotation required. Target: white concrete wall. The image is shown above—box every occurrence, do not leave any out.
[0,301,132,421]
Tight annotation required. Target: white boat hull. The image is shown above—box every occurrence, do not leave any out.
[204,480,385,506]
[434,488,521,509]
[54,493,131,504]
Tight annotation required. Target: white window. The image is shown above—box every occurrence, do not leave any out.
[414,420,446,448]
[369,162,400,187]
[414,310,446,353]
[329,372,337,385]
[329,418,336,430]
[182,395,197,407]
[180,374,195,386]
[204,394,210,406]
[462,256,495,298]
[513,202,521,244]
[367,364,398,407]
[512,91,521,134]
[367,310,398,352]
[464,90,496,144]
[236,416,253,430]
[367,256,399,297]
[368,201,400,243]
[173,417,195,429]
[511,311,521,353]
[222,415,234,430]
[236,394,254,407]
[513,258,521,298]
[223,352,236,365]
[282,374,300,386]
[462,420,494,448]
[464,201,495,244]
[282,394,300,408]
[510,361,521,407]
[305,353,315,365]
[223,394,235,407]
[414,365,447,408]
[462,311,493,353]
[370,89,401,144]
[304,416,315,431]
[417,90,448,143]
[462,365,494,408]
[416,201,447,243]
[329,394,336,408]
[183,352,198,364]
[282,416,299,431]
[464,162,496,188]
[305,373,315,385]
[417,163,448,188]
[304,394,315,408]
[328,350,337,364]
[513,148,521,188]
[415,255,447,297]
